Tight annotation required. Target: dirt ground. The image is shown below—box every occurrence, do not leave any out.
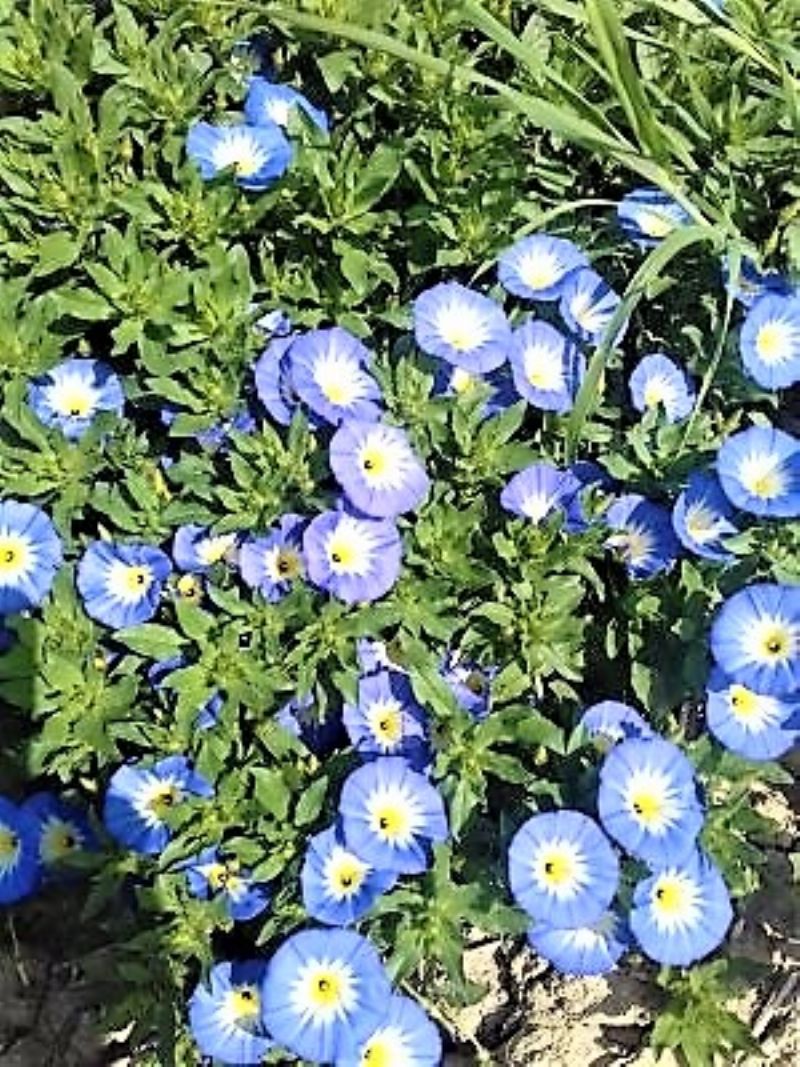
[1,790,797,1066]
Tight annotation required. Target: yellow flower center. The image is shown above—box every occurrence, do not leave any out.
[755,322,791,364]
[521,258,559,290]
[177,574,201,600]
[374,803,411,840]
[450,368,475,394]
[643,378,670,408]
[654,878,685,914]
[541,851,575,886]
[362,1039,393,1067]
[234,153,260,178]
[333,858,366,894]
[322,380,350,405]
[729,684,761,721]
[275,548,302,579]
[0,828,19,859]
[56,388,93,418]
[147,783,180,816]
[230,986,260,1020]
[329,536,357,568]
[368,703,403,745]
[638,210,675,238]
[207,861,241,893]
[759,625,789,660]
[631,790,663,824]
[309,971,343,1008]
[362,446,389,477]
[122,566,151,594]
[0,536,27,573]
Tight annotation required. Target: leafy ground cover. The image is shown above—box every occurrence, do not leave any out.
[0,1,798,1065]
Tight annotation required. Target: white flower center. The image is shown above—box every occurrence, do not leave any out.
[624,767,681,835]
[531,838,590,899]
[289,958,359,1026]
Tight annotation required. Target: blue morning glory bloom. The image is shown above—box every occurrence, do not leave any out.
[0,796,42,904]
[330,420,430,519]
[413,281,511,373]
[501,463,582,525]
[739,293,800,390]
[277,692,345,756]
[705,667,799,762]
[441,652,496,721]
[262,929,392,1064]
[357,638,406,677]
[77,541,172,628]
[172,525,238,572]
[289,327,382,425]
[0,500,62,615]
[239,514,306,602]
[597,738,704,867]
[716,424,800,518]
[527,910,630,977]
[629,353,695,422]
[604,495,681,578]
[336,993,442,1067]
[103,756,213,855]
[508,320,585,412]
[28,358,124,439]
[508,811,619,928]
[22,792,96,876]
[710,583,800,696]
[301,825,397,926]
[184,846,271,922]
[723,256,792,309]
[617,187,691,247]
[339,757,448,875]
[672,471,737,562]
[186,121,292,190]
[254,307,292,336]
[498,234,588,301]
[343,669,430,768]
[254,332,302,425]
[630,851,732,966]
[432,363,517,418]
[303,507,402,604]
[559,268,626,345]
[579,701,654,744]
[188,959,272,1065]
[244,76,329,132]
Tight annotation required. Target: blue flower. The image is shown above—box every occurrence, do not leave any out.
[289,327,382,425]
[184,846,270,922]
[630,851,732,966]
[597,738,704,867]
[604,495,680,578]
[336,993,442,1067]
[22,792,95,876]
[262,929,391,1064]
[559,268,625,345]
[254,333,303,425]
[672,471,737,562]
[716,424,800,518]
[629,353,694,422]
[301,825,397,926]
[579,701,654,745]
[254,307,292,337]
[413,281,511,373]
[239,514,306,602]
[705,667,799,762]
[339,757,448,875]
[527,910,630,977]
[723,256,792,309]
[0,797,41,904]
[617,187,691,247]
[304,507,402,604]
[343,670,430,768]
[172,525,238,572]
[77,541,172,628]
[498,234,588,301]
[739,293,800,390]
[186,121,292,190]
[103,756,213,855]
[28,358,124,439]
[330,420,430,518]
[564,460,613,532]
[508,811,619,927]
[709,583,800,696]
[188,960,272,1065]
[0,500,62,615]
[432,363,517,418]
[441,652,496,721]
[501,463,582,524]
[244,76,329,132]
[277,692,345,756]
[357,638,405,677]
[508,320,585,412]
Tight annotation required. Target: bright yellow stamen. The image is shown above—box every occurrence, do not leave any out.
[759,626,789,660]
[234,153,260,177]
[0,829,19,859]
[451,368,474,394]
[329,537,357,568]
[331,858,366,894]
[56,389,92,417]
[541,852,574,886]
[638,210,675,238]
[362,1039,393,1067]
[148,784,179,815]
[374,804,410,839]
[177,574,201,600]
[309,971,343,1008]
[631,791,663,824]
[0,537,26,573]
[441,324,476,352]
[275,549,302,579]
[122,566,151,594]
[361,446,389,478]
[654,879,685,914]
[207,861,240,892]
[521,259,558,290]
[755,323,789,363]
[370,706,402,745]
[230,987,260,1019]
[729,685,761,721]
[643,379,669,408]
[322,381,350,405]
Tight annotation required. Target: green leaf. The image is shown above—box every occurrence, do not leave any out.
[113,624,186,659]
[294,776,329,827]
